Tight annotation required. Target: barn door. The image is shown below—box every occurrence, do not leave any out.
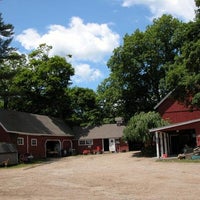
[109,138,116,152]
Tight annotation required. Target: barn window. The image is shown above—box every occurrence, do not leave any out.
[17,137,24,145]
[31,139,37,146]
[78,139,93,146]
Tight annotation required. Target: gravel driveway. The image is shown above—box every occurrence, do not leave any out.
[0,151,199,200]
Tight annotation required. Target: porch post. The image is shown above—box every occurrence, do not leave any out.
[163,132,168,155]
[155,131,160,158]
[160,133,164,157]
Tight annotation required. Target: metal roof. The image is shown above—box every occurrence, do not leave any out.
[149,118,200,133]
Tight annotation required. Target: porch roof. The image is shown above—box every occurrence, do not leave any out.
[0,110,73,137]
[149,118,200,133]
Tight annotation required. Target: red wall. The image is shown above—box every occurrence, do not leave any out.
[73,139,103,154]
[157,98,200,123]
[0,128,74,159]
[73,138,129,154]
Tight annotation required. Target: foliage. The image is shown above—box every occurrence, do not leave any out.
[123,111,169,143]
[69,87,101,126]
[96,76,124,123]
[9,44,74,118]
[0,13,15,62]
[101,15,183,121]
[165,3,200,107]
[0,13,22,109]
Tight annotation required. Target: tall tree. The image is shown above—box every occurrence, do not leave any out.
[165,0,200,107]
[10,44,74,118]
[0,13,20,109]
[97,76,124,123]
[69,87,100,126]
[103,15,183,121]
[0,13,15,62]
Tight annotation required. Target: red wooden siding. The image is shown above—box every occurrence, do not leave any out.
[73,138,129,154]
[73,139,102,154]
[157,98,200,123]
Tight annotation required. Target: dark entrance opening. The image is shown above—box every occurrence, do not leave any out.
[103,139,109,151]
[128,140,143,151]
[46,141,60,157]
[169,129,196,155]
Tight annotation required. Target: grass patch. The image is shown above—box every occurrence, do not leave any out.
[0,158,49,169]
[156,158,200,163]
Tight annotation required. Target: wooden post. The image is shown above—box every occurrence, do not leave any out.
[155,131,160,158]
[164,132,168,156]
[160,133,164,157]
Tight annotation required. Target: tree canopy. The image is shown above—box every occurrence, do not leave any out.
[165,0,200,107]
[98,14,183,122]
[123,111,169,143]
[9,44,74,118]
[0,1,199,128]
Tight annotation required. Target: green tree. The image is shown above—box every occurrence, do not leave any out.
[0,52,26,109]
[165,0,200,106]
[96,76,124,123]
[123,111,169,143]
[0,13,20,109]
[104,15,183,121]
[0,13,15,62]
[69,87,100,126]
[10,44,74,118]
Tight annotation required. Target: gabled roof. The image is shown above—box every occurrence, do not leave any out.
[73,124,125,140]
[0,110,73,137]
[149,118,200,133]
[154,90,174,110]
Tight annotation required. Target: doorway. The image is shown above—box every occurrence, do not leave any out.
[46,140,61,157]
[103,139,109,151]
[169,129,196,155]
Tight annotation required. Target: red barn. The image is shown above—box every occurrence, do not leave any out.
[0,110,73,159]
[155,91,200,123]
[150,92,200,158]
[72,124,129,154]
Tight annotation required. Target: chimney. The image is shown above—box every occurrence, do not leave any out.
[115,117,123,126]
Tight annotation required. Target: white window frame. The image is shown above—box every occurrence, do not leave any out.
[17,137,24,145]
[78,139,93,146]
[31,138,37,146]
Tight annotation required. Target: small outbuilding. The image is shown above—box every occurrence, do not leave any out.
[0,110,74,159]
[0,142,18,166]
[73,124,129,154]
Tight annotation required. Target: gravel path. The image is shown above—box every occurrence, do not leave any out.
[0,151,199,200]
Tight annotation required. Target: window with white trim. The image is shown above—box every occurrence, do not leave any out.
[78,139,93,146]
[17,137,24,145]
[31,139,37,146]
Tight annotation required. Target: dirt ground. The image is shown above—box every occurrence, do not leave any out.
[0,151,200,200]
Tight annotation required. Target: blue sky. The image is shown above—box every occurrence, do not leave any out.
[0,0,197,90]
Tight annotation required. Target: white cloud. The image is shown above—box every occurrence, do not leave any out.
[15,17,119,85]
[16,29,41,50]
[72,63,103,83]
[121,0,197,22]
[15,16,120,63]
